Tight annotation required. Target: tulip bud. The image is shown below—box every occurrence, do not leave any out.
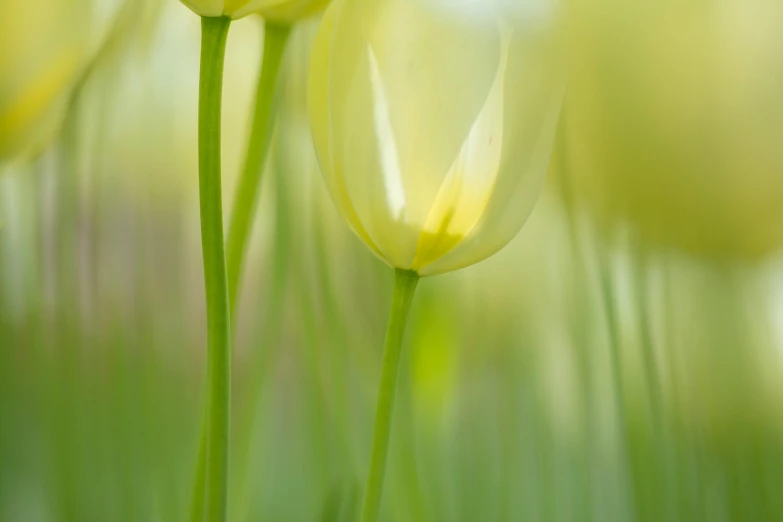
[564,0,783,260]
[181,0,329,21]
[309,0,562,276]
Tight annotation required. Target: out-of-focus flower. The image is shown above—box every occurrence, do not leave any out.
[181,0,329,20]
[564,0,783,260]
[308,0,562,276]
[0,1,93,161]
[0,0,146,164]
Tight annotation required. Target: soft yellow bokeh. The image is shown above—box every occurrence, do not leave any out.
[309,0,562,276]
[564,0,783,261]
[181,0,329,21]
[0,1,94,162]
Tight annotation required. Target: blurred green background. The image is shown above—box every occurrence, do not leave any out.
[2,1,783,521]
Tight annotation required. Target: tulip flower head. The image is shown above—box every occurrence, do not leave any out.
[309,0,562,276]
[181,0,330,21]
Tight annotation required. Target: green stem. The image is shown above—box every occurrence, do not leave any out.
[597,247,638,520]
[189,427,209,522]
[226,22,291,313]
[632,247,664,432]
[360,268,420,522]
[194,15,232,522]
[554,111,596,520]
[191,22,290,522]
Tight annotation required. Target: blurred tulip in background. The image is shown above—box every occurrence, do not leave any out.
[563,0,783,261]
[0,0,99,161]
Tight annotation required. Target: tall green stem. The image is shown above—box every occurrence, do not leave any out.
[195,16,232,522]
[191,22,290,522]
[226,22,291,312]
[360,268,420,522]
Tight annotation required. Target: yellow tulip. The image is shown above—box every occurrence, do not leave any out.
[181,0,329,21]
[0,1,92,161]
[564,0,783,260]
[309,0,563,276]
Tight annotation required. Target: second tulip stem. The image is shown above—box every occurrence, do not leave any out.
[191,23,290,522]
[226,21,291,312]
[360,268,420,522]
[196,15,232,522]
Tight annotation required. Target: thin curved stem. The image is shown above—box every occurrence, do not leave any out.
[193,15,232,522]
[360,268,420,522]
[226,22,291,313]
[191,23,290,522]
